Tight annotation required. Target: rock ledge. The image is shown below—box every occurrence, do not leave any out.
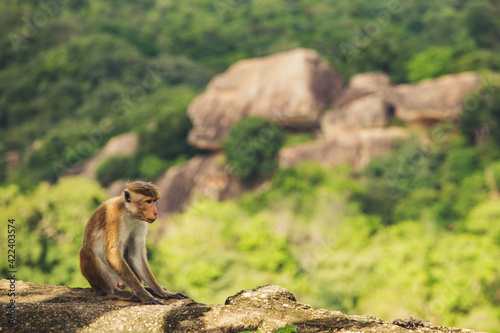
[0,280,481,333]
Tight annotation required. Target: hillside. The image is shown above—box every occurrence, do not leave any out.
[2,0,500,187]
[1,1,500,332]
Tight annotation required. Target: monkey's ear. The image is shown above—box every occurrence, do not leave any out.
[124,190,131,203]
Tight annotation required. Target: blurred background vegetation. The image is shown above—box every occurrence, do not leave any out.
[1,0,500,332]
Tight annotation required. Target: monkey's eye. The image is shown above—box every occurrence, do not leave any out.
[146,199,153,204]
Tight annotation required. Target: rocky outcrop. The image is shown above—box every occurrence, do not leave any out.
[279,128,409,171]
[63,133,138,178]
[187,48,343,150]
[0,280,479,333]
[349,72,392,94]
[330,71,481,127]
[58,51,482,218]
[322,95,391,136]
[155,153,247,216]
[315,71,481,170]
[389,72,481,124]
[106,179,128,197]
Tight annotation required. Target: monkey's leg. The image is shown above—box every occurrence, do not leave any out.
[107,249,164,305]
[79,246,115,297]
[129,255,188,300]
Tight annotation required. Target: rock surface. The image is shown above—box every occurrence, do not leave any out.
[63,132,138,178]
[155,153,247,216]
[58,50,483,220]
[389,72,481,124]
[348,72,392,94]
[322,94,391,135]
[279,128,409,171]
[187,48,343,150]
[0,280,480,333]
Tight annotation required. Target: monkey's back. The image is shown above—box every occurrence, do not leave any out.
[82,196,125,248]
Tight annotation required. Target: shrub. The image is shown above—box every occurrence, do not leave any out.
[460,85,500,148]
[138,154,167,181]
[139,106,197,161]
[95,155,133,187]
[223,117,285,185]
[441,141,479,184]
[407,46,455,82]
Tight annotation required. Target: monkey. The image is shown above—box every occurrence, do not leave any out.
[79,181,188,305]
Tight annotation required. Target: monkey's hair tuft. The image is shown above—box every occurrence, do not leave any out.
[125,181,161,199]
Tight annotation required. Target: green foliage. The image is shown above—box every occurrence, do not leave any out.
[355,134,493,229]
[464,3,500,49]
[407,47,455,82]
[2,0,500,185]
[240,324,298,333]
[460,84,500,148]
[95,155,133,187]
[487,161,500,192]
[0,177,107,287]
[148,197,301,303]
[453,50,500,73]
[137,86,199,161]
[283,132,315,147]
[2,1,500,331]
[355,138,444,224]
[275,323,298,333]
[138,155,167,181]
[441,140,480,184]
[223,117,285,185]
[239,162,360,218]
[2,158,500,332]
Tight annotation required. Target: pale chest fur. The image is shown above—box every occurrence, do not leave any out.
[120,214,148,253]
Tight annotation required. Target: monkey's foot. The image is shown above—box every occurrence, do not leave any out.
[96,290,109,297]
[109,290,141,303]
[142,298,165,305]
[124,294,141,303]
[145,287,189,300]
[166,292,189,299]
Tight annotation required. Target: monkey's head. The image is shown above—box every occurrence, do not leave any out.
[124,181,161,223]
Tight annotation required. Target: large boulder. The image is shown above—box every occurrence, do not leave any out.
[331,71,481,127]
[0,280,478,333]
[322,94,391,137]
[187,48,343,150]
[349,72,392,93]
[155,153,246,216]
[279,128,409,171]
[333,72,391,108]
[389,72,481,124]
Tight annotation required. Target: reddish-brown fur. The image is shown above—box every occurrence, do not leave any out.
[79,181,187,304]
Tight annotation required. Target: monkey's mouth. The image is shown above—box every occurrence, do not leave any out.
[145,218,157,223]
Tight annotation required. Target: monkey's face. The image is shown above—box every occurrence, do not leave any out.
[136,196,159,223]
[124,191,159,223]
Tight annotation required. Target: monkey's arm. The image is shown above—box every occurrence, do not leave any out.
[130,244,188,300]
[106,246,164,305]
[142,256,188,299]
